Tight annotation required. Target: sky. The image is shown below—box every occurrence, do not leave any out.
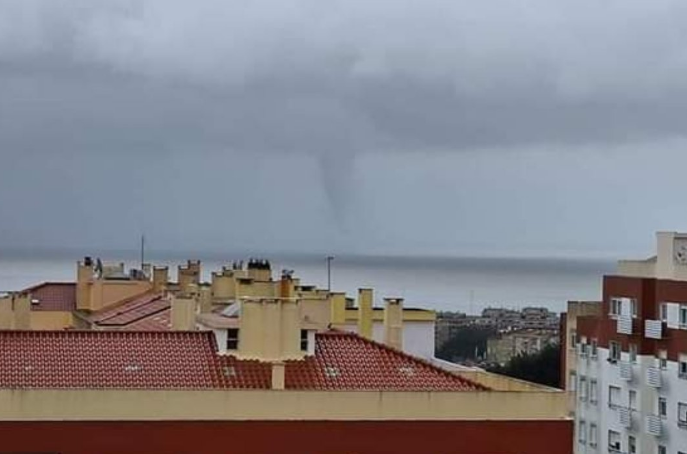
[2,0,687,258]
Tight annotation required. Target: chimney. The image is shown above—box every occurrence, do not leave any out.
[76,258,94,310]
[13,294,31,330]
[152,266,169,293]
[178,260,201,295]
[0,294,13,329]
[198,286,213,314]
[212,269,235,301]
[238,298,302,361]
[383,298,404,350]
[171,294,197,331]
[329,292,347,327]
[271,362,286,390]
[280,271,294,299]
[357,288,373,339]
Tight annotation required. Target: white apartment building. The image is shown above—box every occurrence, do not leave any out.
[567,232,687,454]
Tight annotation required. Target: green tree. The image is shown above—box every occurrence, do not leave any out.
[436,326,495,362]
[487,343,561,388]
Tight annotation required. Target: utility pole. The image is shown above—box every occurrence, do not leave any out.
[140,234,145,270]
[326,255,335,292]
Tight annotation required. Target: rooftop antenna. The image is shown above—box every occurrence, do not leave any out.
[326,255,335,292]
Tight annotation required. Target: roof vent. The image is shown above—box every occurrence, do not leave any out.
[324,366,340,378]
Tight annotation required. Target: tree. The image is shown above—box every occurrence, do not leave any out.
[436,326,496,363]
[487,343,561,388]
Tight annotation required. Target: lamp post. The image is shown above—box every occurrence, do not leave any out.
[326,255,335,292]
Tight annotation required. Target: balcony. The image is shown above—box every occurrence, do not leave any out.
[646,367,662,388]
[645,319,664,339]
[618,406,632,429]
[619,361,633,381]
[617,315,633,335]
[645,414,663,436]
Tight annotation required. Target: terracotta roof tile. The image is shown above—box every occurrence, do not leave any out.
[90,293,170,327]
[0,330,487,391]
[19,282,76,312]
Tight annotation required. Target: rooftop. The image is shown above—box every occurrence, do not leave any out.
[18,282,76,312]
[83,292,171,330]
[0,330,486,391]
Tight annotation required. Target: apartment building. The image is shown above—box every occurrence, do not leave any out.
[487,328,558,366]
[0,287,572,454]
[567,232,687,454]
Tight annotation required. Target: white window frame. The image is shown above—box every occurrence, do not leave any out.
[591,338,598,358]
[608,430,621,452]
[679,354,687,379]
[658,445,667,454]
[609,386,621,409]
[681,304,687,328]
[678,402,687,428]
[659,396,667,418]
[569,371,577,392]
[610,298,622,317]
[579,377,587,402]
[657,350,668,370]
[631,299,638,318]
[629,389,637,411]
[589,423,597,447]
[609,341,621,363]
[660,302,668,321]
[578,420,586,444]
[590,379,598,404]
[628,435,636,454]
[629,343,638,363]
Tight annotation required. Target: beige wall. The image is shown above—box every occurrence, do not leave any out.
[0,388,569,422]
[563,301,601,392]
[88,280,152,312]
[455,370,561,392]
[237,299,303,361]
[30,312,73,330]
[0,295,32,330]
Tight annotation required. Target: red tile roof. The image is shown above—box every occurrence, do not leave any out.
[78,292,171,331]
[0,330,487,391]
[19,282,76,312]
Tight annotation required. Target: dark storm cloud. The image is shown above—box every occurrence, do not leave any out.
[2,0,687,255]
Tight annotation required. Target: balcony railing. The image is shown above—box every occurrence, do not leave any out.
[617,315,633,335]
[645,414,663,437]
[619,361,633,381]
[645,319,664,339]
[618,406,632,429]
[646,367,662,388]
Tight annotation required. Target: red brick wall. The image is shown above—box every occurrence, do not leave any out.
[0,420,572,454]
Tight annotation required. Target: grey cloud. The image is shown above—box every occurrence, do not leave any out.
[3,1,687,256]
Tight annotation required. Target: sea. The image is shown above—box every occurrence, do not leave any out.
[0,252,616,315]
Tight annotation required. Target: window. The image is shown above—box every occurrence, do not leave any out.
[678,402,687,428]
[631,299,638,318]
[570,330,578,349]
[681,305,687,327]
[589,423,598,447]
[658,396,667,418]
[628,435,636,454]
[300,329,308,351]
[680,354,687,379]
[658,445,666,454]
[591,339,598,358]
[629,389,637,411]
[226,328,239,350]
[610,341,621,362]
[569,371,577,392]
[657,350,668,370]
[629,343,638,363]
[578,420,586,444]
[609,386,621,409]
[660,302,668,321]
[608,430,621,452]
[610,298,622,316]
[590,379,598,404]
[579,377,587,401]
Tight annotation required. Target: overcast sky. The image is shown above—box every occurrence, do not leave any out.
[2,0,687,258]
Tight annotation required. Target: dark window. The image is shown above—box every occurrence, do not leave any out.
[300,329,308,351]
[227,328,239,350]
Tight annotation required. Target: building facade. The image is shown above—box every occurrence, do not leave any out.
[568,232,687,454]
